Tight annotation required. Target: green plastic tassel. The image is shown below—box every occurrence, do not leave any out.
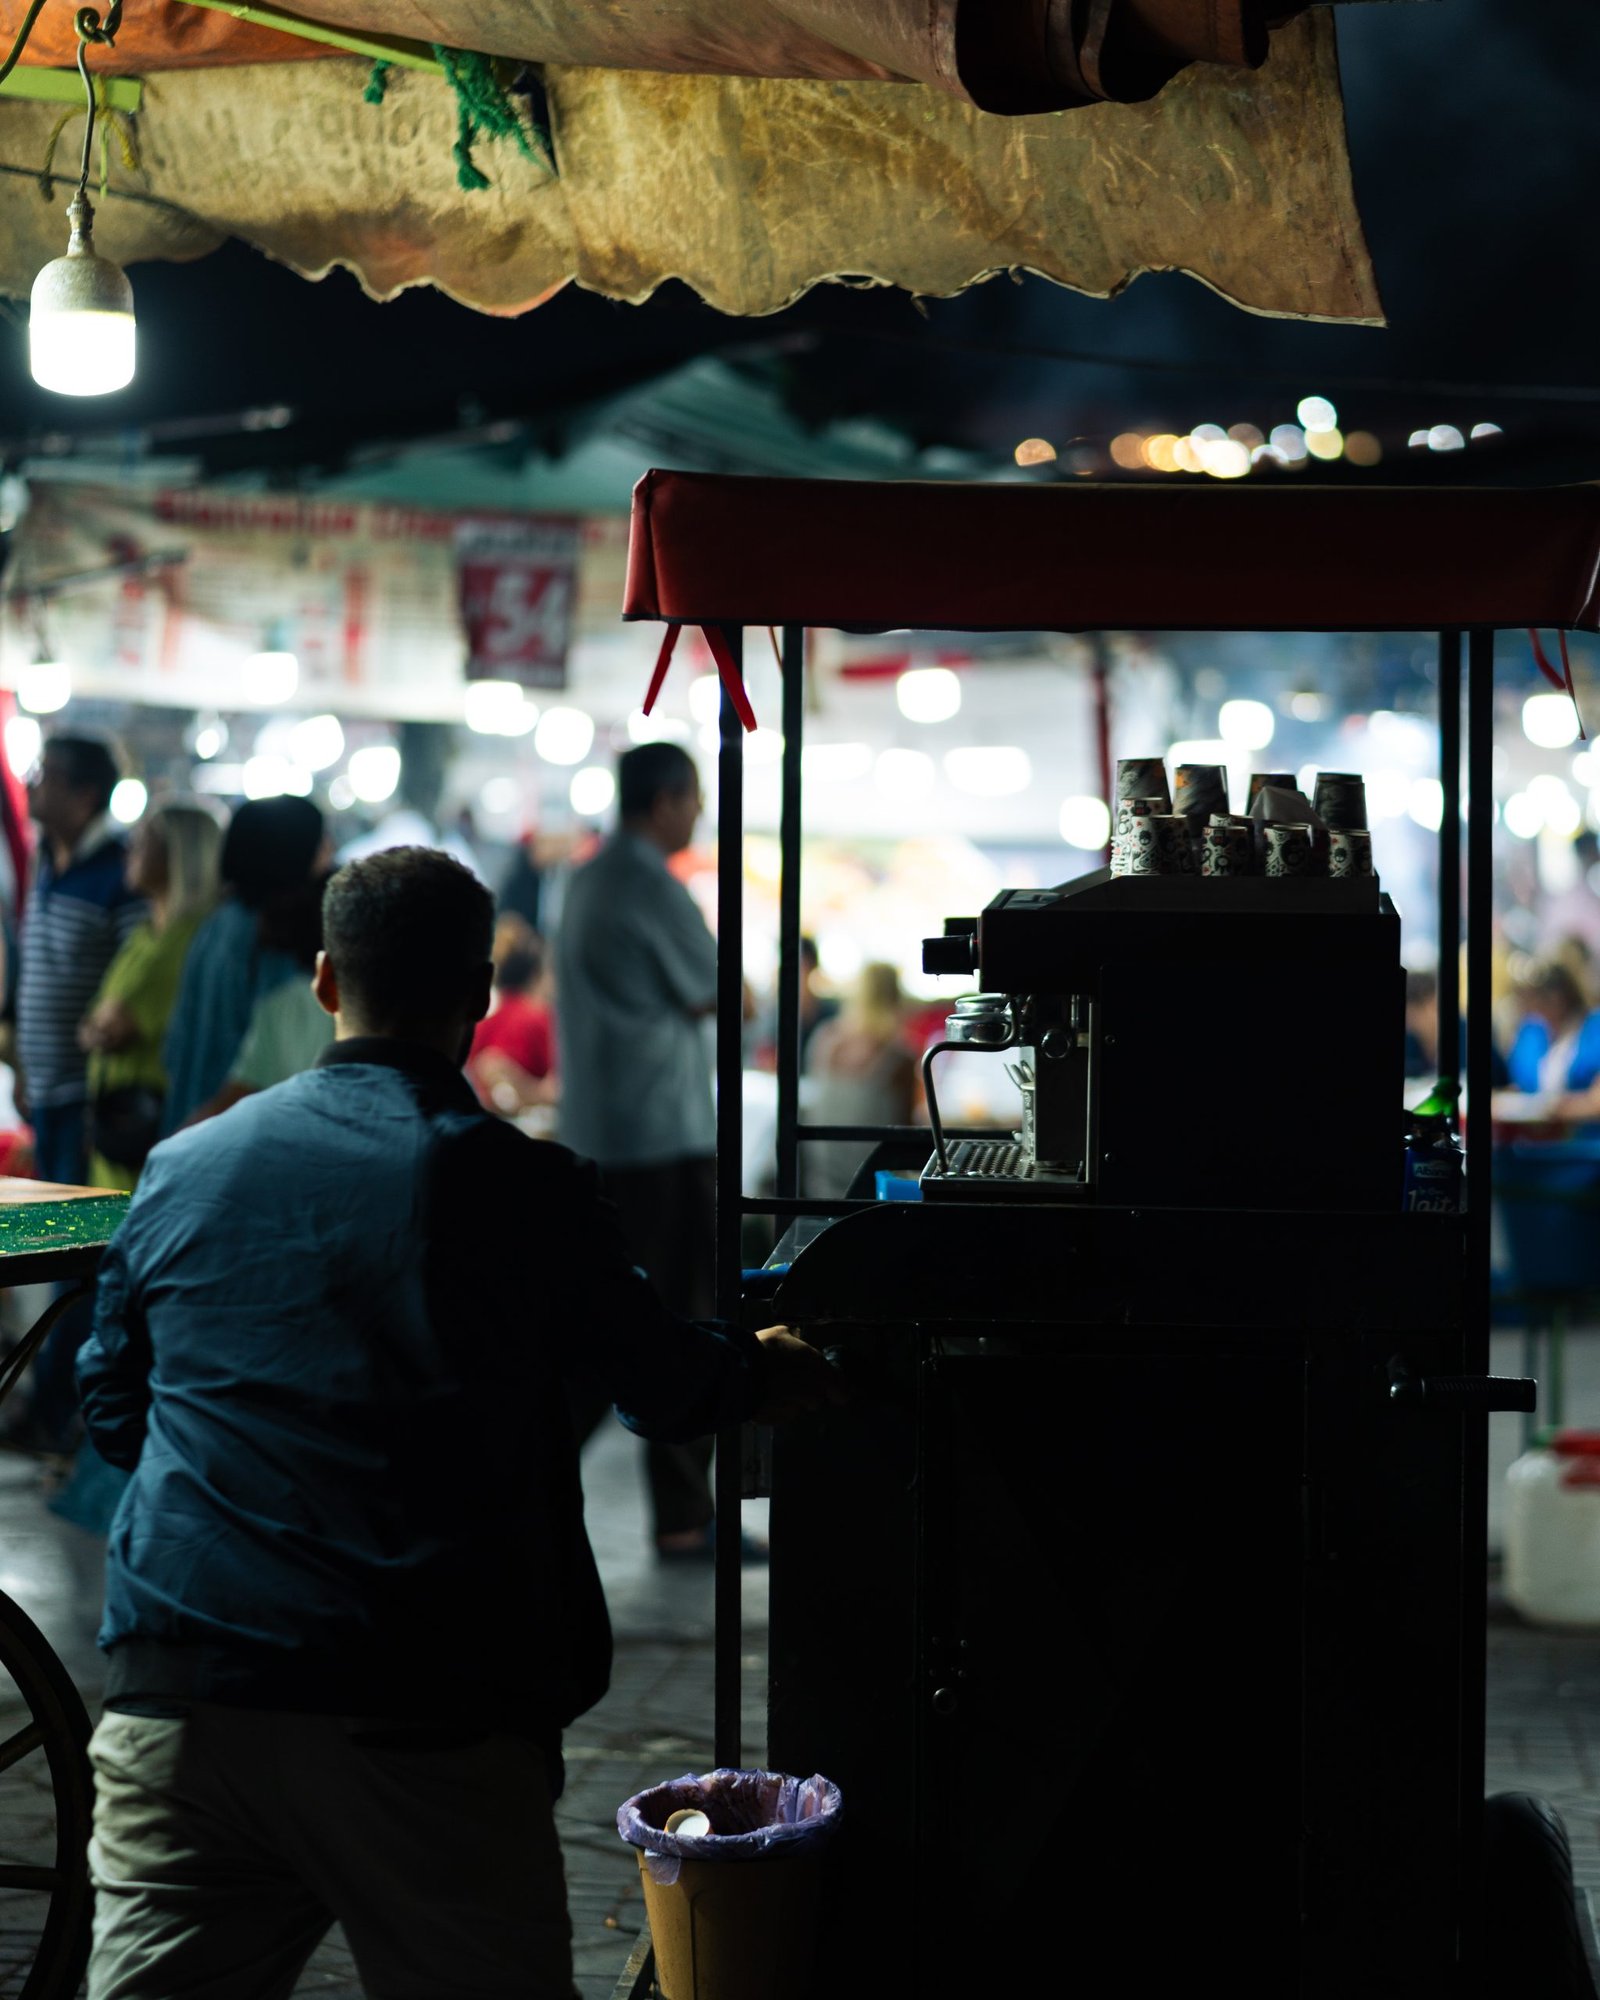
[432,44,534,191]
[363,57,390,105]
[451,136,491,191]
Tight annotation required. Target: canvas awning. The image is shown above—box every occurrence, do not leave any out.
[0,9,1379,321]
[623,472,1600,634]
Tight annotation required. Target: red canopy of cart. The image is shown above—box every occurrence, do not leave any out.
[624,472,1600,635]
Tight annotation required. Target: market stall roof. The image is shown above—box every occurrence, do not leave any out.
[624,472,1600,634]
[0,8,1376,324]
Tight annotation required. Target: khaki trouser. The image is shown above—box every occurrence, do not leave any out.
[87,1706,578,2000]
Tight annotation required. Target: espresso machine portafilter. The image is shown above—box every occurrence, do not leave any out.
[918,927,1097,1200]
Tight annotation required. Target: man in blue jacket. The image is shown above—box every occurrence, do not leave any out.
[76,846,835,2000]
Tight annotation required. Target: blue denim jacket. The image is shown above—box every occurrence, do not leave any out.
[78,1039,762,1728]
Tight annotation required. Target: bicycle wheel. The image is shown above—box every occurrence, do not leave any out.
[0,1590,93,2000]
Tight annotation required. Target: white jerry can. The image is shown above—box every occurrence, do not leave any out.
[1506,1432,1600,1627]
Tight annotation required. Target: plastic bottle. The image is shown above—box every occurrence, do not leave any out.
[1506,1432,1600,1626]
[1404,1080,1463,1213]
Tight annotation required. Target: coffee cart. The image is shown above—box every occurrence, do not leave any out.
[623,473,1600,1997]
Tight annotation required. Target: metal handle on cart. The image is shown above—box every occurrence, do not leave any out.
[1389,1366,1537,1413]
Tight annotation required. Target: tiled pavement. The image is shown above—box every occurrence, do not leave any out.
[0,1326,1596,1997]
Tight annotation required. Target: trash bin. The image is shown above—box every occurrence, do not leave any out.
[617,1768,841,2000]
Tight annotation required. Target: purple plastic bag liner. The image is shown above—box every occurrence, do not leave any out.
[617,1768,842,1886]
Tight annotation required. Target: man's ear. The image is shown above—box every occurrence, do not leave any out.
[312,950,340,1020]
[468,961,493,1025]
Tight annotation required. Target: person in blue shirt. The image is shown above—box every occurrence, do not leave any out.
[1506,958,1600,1112]
[76,846,838,2000]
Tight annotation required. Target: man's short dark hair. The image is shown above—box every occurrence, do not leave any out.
[323,848,493,1028]
[618,742,698,822]
[42,734,118,813]
[495,942,543,994]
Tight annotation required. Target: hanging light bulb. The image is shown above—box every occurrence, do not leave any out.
[28,22,136,397]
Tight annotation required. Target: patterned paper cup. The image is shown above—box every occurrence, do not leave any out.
[1264,823,1313,877]
[1150,813,1194,875]
[1116,757,1172,812]
[1313,771,1368,831]
[1174,762,1229,826]
[1329,827,1375,877]
[1202,816,1254,877]
[1115,797,1161,875]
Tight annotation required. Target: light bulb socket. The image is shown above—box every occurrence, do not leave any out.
[31,193,134,320]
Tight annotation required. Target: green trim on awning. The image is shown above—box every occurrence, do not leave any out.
[174,0,441,74]
[0,67,141,111]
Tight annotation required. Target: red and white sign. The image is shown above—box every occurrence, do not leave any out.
[456,516,579,691]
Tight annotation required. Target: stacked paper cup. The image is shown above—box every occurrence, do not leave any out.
[1174,763,1229,868]
[1115,798,1162,875]
[1313,772,1368,831]
[1112,758,1171,873]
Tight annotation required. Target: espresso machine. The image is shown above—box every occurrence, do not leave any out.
[917,864,1403,1208]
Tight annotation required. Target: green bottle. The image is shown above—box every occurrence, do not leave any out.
[1411,1078,1460,1125]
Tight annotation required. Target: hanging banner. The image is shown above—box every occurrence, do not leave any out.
[1,486,600,719]
[2,483,467,717]
[455,515,580,691]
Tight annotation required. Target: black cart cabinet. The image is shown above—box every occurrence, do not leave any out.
[766,1205,1469,1995]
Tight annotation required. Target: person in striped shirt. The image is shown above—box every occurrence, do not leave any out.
[12,734,144,1449]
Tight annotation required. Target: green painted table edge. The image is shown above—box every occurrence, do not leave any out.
[0,1195,129,1279]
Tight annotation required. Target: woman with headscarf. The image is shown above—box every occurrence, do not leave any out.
[79,803,224,1193]
[187,868,336,1123]
[158,796,326,1131]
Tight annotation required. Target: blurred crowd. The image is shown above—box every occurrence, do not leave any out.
[0,731,943,1561]
[1403,829,1600,1123]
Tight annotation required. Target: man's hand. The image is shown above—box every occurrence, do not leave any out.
[751,1326,848,1424]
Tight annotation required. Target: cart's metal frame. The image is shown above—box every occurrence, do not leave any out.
[705,616,1496,1964]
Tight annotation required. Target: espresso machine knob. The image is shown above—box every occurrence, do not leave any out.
[923,932,979,976]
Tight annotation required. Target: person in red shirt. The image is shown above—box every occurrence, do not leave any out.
[468,941,555,1114]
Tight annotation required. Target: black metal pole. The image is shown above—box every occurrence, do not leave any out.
[1465,628,1494,1359]
[776,625,806,1199]
[714,626,746,1770]
[1459,624,1495,1970]
[1438,630,1462,1085]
